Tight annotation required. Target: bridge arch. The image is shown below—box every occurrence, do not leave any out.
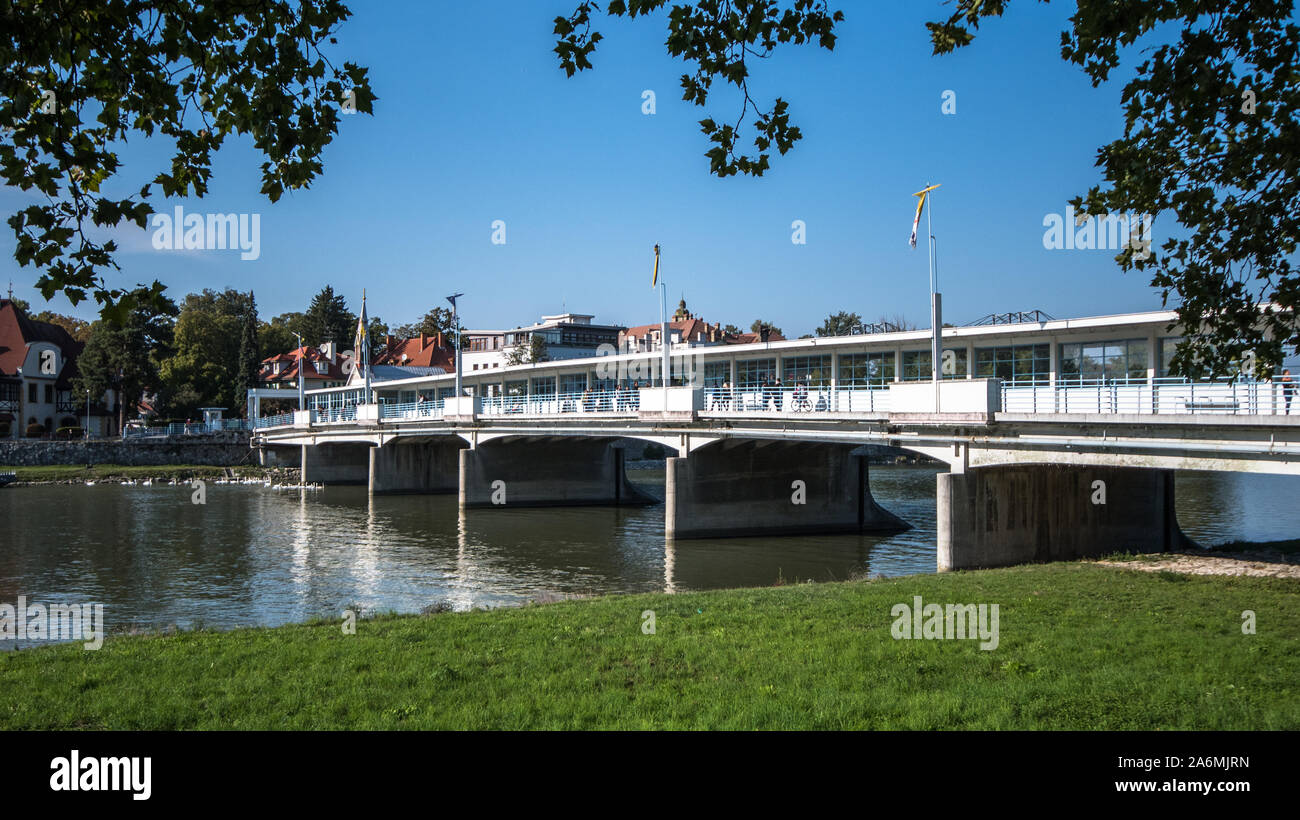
[458,434,658,508]
[660,435,911,539]
[468,430,687,453]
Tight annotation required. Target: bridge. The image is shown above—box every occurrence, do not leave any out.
[252,308,1299,571]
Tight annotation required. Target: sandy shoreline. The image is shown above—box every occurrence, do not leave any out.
[1098,550,1300,579]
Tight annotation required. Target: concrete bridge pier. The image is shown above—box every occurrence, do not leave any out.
[664,440,909,539]
[937,464,1194,571]
[300,443,371,485]
[459,437,656,508]
[369,439,464,494]
[258,445,300,468]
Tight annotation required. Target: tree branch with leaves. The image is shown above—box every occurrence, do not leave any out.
[930,0,1300,378]
[1,0,374,323]
[554,0,843,177]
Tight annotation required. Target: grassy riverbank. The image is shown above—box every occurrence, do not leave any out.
[2,562,1296,730]
[0,464,286,484]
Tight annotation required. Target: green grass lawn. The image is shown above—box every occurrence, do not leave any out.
[2,563,1296,730]
[1,464,274,483]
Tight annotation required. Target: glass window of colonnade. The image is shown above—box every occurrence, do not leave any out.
[559,374,587,394]
[704,361,729,387]
[782,355,831,386]
[1059,340,1148,383]
[838,352,895,387]
[736,358,777,387]
[901,349,968,380]
[1159,338,1180,378]
[975,343,1051,385]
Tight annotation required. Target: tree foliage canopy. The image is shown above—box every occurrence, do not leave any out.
[554,0,843,177]
[392,306,457,344]
[504,333,550,366]
[159,288,253,417]
[557,0,1298,376]
[1,0,373,321]
[749,318,782,337]
[816,310,862,338]
[300,285,352,349]
[929,0,1299,377]
[29,309,92,343]
[73,288,175,430]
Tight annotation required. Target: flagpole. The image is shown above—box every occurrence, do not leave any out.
[446,291,464,400]
[654,244,669,409]
[295,331,305,412]
[927,186,941,414]
[660,283,669,409]
[363,289,373,405]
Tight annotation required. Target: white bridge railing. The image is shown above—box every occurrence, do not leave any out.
[480,389,639,416]
[250,378,1297,430]
[380,399,445,420]
[701,386,890,414]
[1002,378,1297,415]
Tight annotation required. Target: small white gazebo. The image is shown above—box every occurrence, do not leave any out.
[198,407,225,432]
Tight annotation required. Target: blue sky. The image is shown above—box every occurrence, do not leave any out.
[2,1,1174,337]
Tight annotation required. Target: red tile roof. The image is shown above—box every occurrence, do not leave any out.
[621,318,724,343]
[0,299,84,383]
[619,318,784,346]
[373,333,455,371]
[259,345,349,384]
[727,329,787,345]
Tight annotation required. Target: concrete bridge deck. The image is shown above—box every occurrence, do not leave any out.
[252,383,1299,573]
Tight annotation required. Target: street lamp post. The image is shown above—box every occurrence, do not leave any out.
[84,389,89,440]
[447,292,465,398]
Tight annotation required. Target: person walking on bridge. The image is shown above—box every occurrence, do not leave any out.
[1283,369,1295,415]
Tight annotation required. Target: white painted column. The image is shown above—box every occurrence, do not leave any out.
[1049,338,1060,413]
[1147,330,1158,413]
[830,350,839,411]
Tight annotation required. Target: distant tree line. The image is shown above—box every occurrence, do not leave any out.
[56,285,403,429]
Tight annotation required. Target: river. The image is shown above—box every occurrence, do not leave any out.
[1,466,1296,639]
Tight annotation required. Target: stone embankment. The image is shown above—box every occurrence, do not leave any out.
[0,432,252,467]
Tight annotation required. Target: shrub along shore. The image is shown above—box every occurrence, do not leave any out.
[1,562,1295,730]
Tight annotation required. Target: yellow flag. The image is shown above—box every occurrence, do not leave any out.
[910,184,940,248]
[651,244,660,288]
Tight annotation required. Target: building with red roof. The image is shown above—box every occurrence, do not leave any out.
[618,300,786,353]
[372,332,455,371]
[0,298,113,438]
[258,342,351,392]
